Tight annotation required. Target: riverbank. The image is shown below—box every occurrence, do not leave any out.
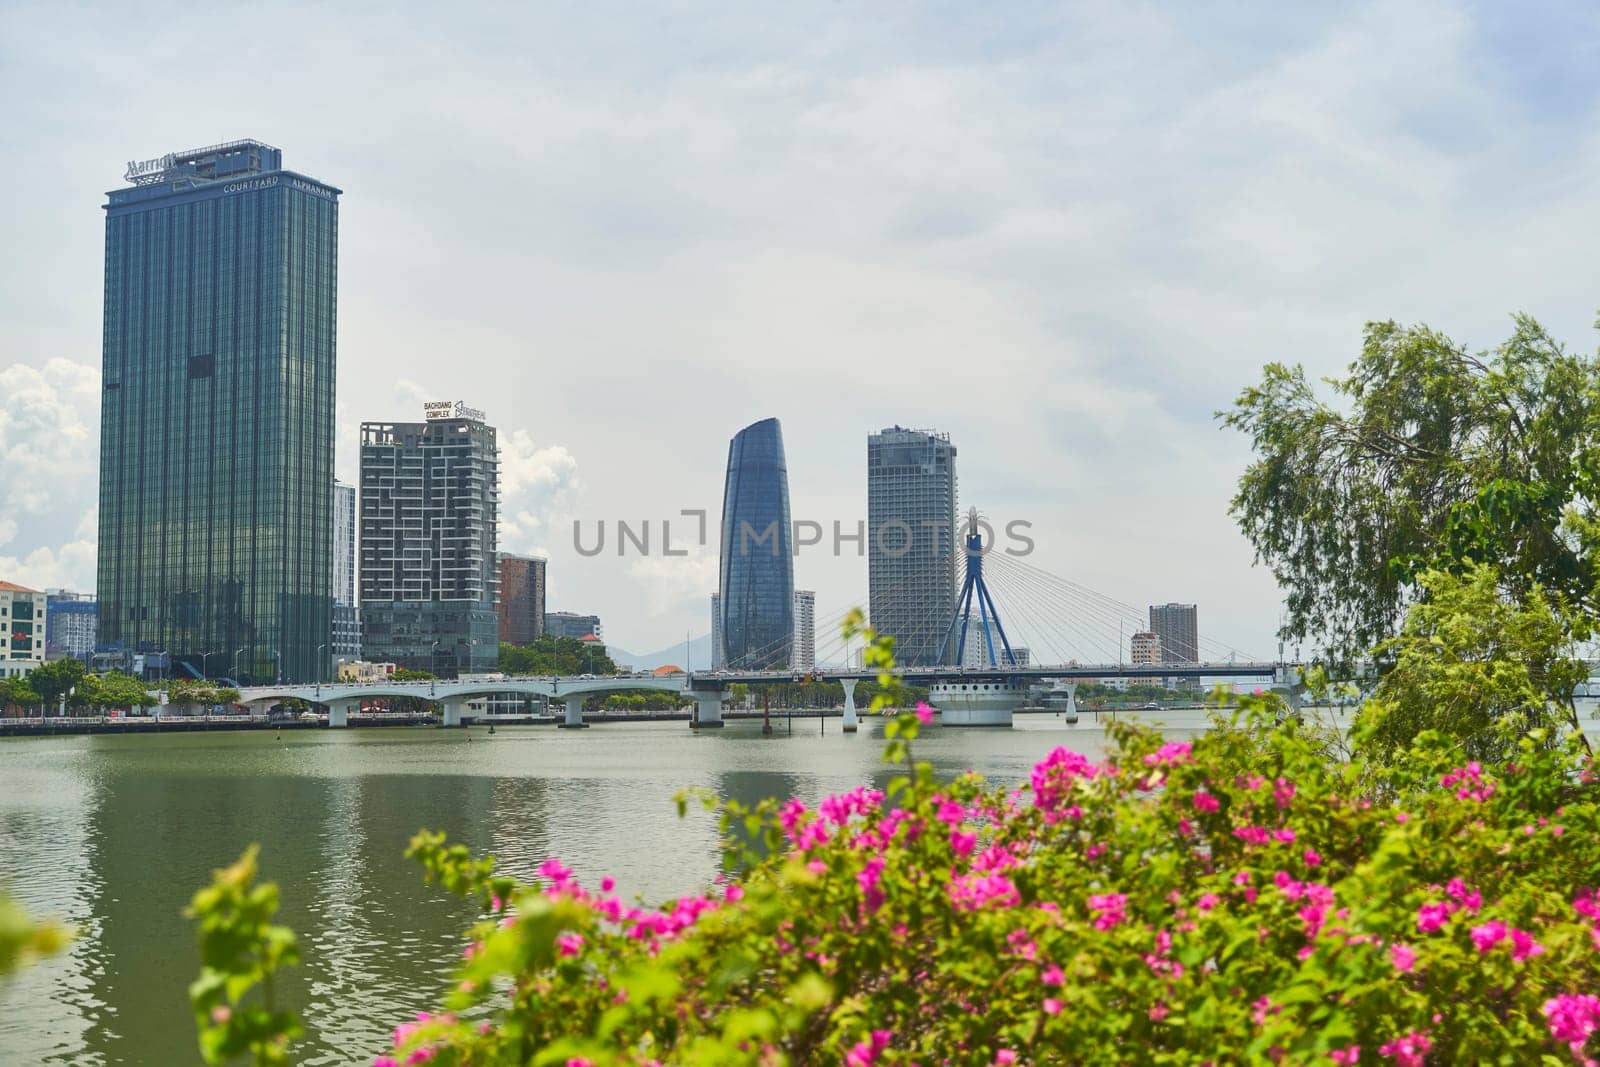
[0,712,438,737]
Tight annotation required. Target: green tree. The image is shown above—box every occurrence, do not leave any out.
[390,669,435,681]
[27,658,88,710]
[1355,564,1591,765]
[93,671,160,714]
[499,636,619,676]
[167,679,220,713]
[0,676,41,714]
[1221,315,1600,666]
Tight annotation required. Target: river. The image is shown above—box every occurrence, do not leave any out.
[0,714,1132,1065]
[4,705,1590,1065]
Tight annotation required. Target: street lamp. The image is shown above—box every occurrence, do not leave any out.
[316,644,327,685]
[198,650,217,679]
[234,646,247,682]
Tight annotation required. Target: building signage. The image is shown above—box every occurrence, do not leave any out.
[223,176,279,194]
[289,177,336,201]
[124,152,176,181]
[423,401,486,422]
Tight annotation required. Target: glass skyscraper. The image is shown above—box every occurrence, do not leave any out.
[867,426,958,666]
[718,418,794,668]
[97,141,340,684]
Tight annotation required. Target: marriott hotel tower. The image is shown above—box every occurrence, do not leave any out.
[97,141,340,684]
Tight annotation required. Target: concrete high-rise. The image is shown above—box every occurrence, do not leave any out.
[718,418,794,669]
[498,553,547,645]
[792,589,816,671]
[333,481,356,607]
[330,480,360,670]
[710,593,724,669]
[1130,630,1161,665]
[867,427,957,666]
[97,141,340,684]
[359,403,499,676]
[1149,603,1199,663]
[45,590,98,664]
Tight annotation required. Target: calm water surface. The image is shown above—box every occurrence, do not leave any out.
[0,715,1160,1066]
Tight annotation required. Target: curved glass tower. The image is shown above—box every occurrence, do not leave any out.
[718,418,794,668]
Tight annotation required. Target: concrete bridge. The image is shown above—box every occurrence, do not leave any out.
[235,673,732,729]
[236,661,1300,730]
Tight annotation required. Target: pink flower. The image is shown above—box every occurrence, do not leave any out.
[1147,1002,1169,1021]
[857,857,887,912]
[1330,1047,1361,1065]
[600,876,615,893]
[538,858,573,886]
[1088,892,1129,930]
[210,1005,232,1025]
[1444,878,1481,913]
[1303,849,1322,867]
[1192,790,1220,813]
[1389,943,1418,973]
[1197,893,1221,912]
[1543,994,1600,1057]
[1378,1031,1432,1066]
[993,1052,1018,1066]
[1416,902,1450,934]
[1031,747,1103,819]
[1041,963,1065,987]
[950,829,978,856]
[844,1028,892,1066]
[1470,920,1507,953]
[555,932,585,957]
[1509,928,1544,962]
[1273,828,1297,843]
[1273,777,1296,809]
[723,884,744,903]
[780,798,808,832]
[948,873,1021,911]
[1043,997,1062,1016]
[915,702,933,725]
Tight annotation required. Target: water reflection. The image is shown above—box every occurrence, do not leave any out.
[0,717,1111,1065]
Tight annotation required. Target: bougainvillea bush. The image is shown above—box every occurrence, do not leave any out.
[357,691,1600,1067]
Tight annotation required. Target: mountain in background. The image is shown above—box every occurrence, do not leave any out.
[606,632,715,672]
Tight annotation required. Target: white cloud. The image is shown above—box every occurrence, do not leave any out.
[499,434,581,557]
[5,1,1600,650]
[0,358,99,590]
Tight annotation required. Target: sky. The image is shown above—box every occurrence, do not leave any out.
[2,0,1598,662]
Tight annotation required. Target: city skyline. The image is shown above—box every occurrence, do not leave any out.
[5,5,1600,657]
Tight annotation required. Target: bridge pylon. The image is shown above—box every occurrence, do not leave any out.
[938,508,1018,668]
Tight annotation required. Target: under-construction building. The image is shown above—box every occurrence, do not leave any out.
[358,405,499,675]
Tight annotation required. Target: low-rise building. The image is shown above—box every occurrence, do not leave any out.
[1,582,47,679]
[545,612,602,640]
[338,660,398,683]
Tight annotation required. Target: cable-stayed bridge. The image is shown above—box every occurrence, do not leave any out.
[238,512,1293,729]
